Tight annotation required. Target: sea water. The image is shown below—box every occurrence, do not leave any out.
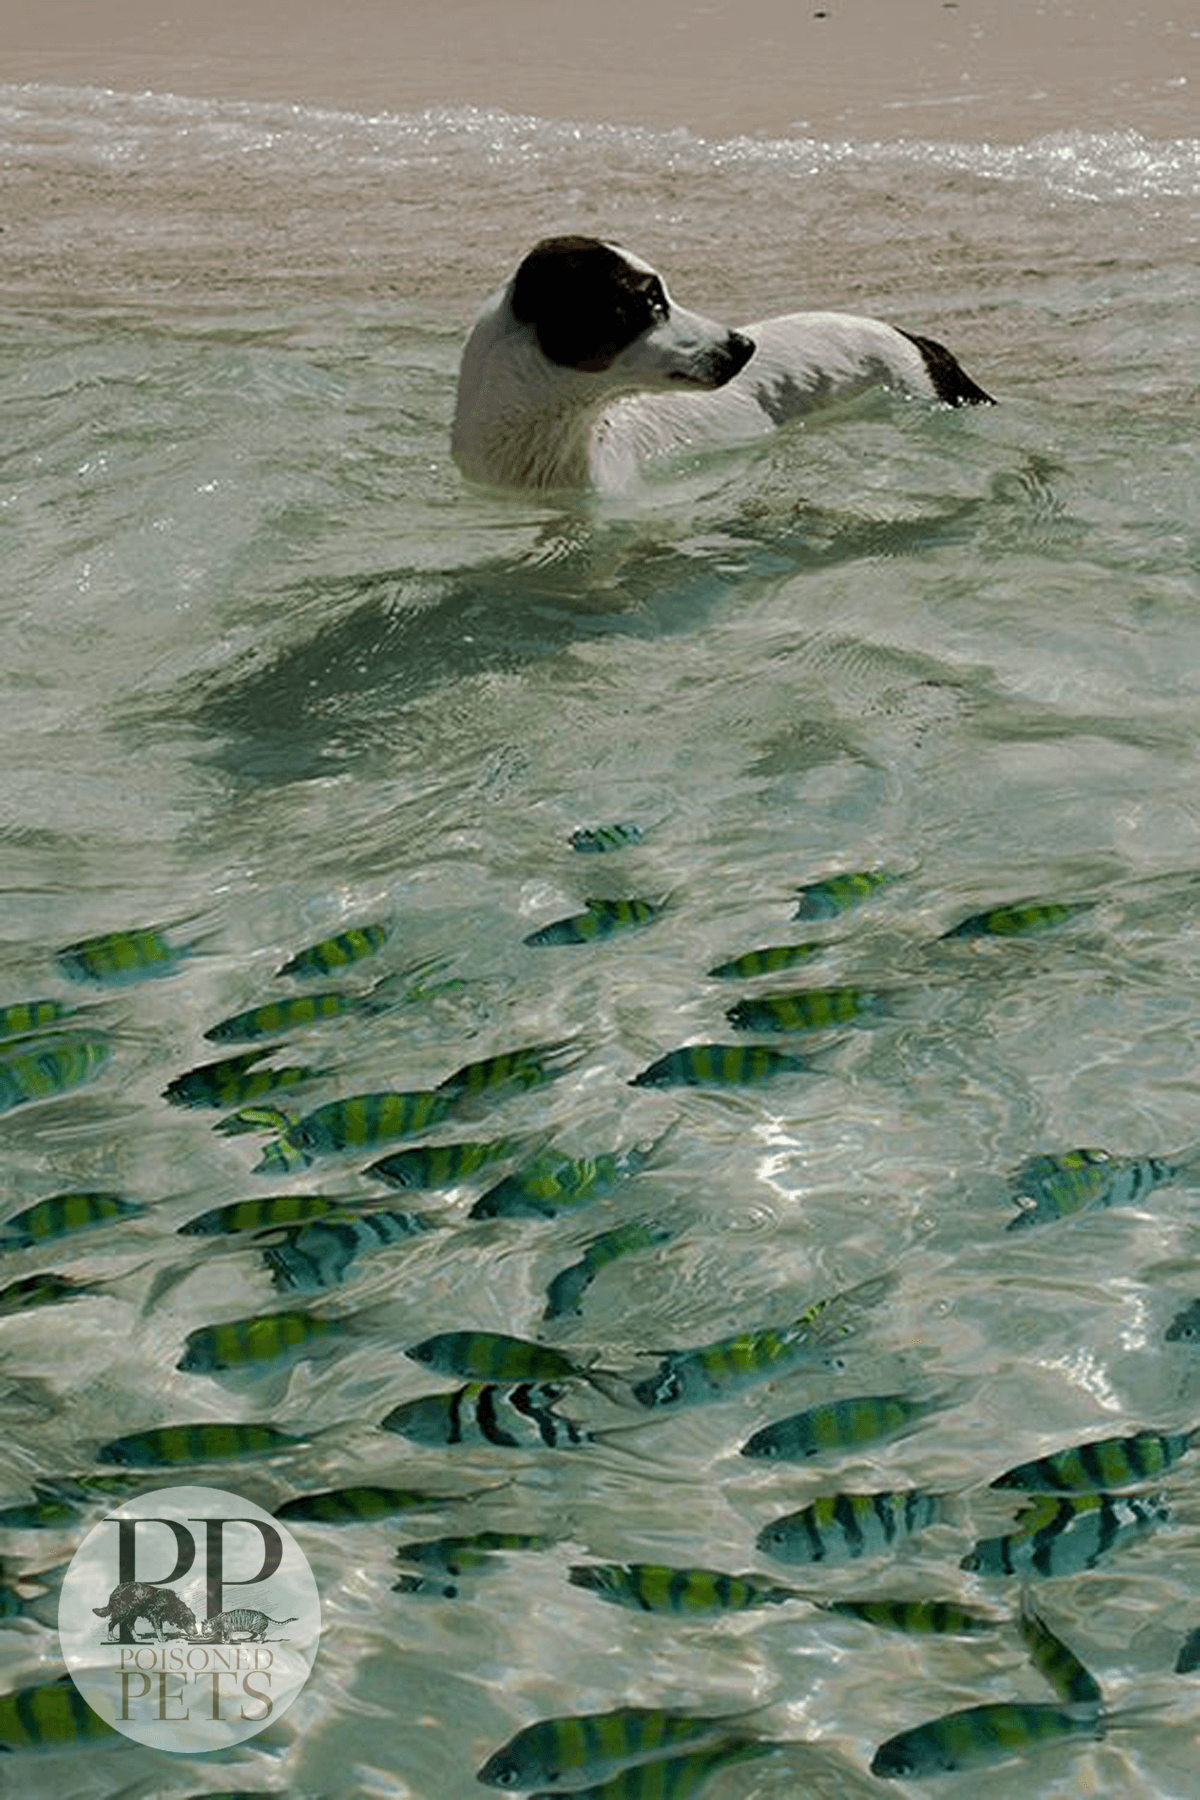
[0,84,1197,1797]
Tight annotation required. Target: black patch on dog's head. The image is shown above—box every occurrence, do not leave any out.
[897,329,994,406]
[510,236,670,371]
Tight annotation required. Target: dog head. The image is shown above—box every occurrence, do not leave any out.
[509,236,755,391]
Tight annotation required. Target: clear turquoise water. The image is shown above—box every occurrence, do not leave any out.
[0,85,1197,1798]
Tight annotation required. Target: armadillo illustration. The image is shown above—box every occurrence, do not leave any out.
[200,1606,298,1642]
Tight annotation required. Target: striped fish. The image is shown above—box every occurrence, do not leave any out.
[471,1133,670,1222]
[524,1739,775,1799]
[176,1308,352,1375]
[820,1597,997,1636]
[436,1039,581,1099]
[570,822,645,853]
[0,1191,145,1251]
[404,1329,590,1384]
[0,999,79,1041]
[726,985,886,1035]
[793,869,893,920]
[477,1706,754,1789]
[254,1089,457,1172]
[628,1042,808,1088]
[205,989,369,1043]
[395,1531,553,1574]
[524,897,662,947]
[1019,1599,1103,1706]
[1165,1298,1200,1343]
[97,1421,308,1466]
[276,921,390,978]
[870,1699,1104,1779]
[740,1391,943,1462]
[567,1562,800,1615]
[212,1102,300,1138]
[264,1207,434,1293]
[0,1034,110,1114]
[0,1674,119,1751]
[275,1485,468,1525]
[380,1381,591,1450]
[757,1491,944,1566]
[163,1048,326,1110]
[1006,1147,1179,1230]
[368,1135,527,1190]
[57,923,188,985]
[943,899,1088,939]
[961,1491,1168,1577]
[707,942,823,979]
[0,1271,105,1317]
[178,1191,367,1237]
[0,1494,82,1530]
[1176,1626,1200,1674]
[544,1222,676,1321]
[990,1427,1195,1491]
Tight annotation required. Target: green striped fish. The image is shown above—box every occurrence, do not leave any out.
[544,1221,676,1321]
[0,1034,110,1113]
[707,942,823,979]
[276,921,390,978]
[477,1706,754,1789]
[525,1740,775,1799]
[0,1271,105,1317]
[1019,1598,1103,1705]
[255,1088,457,1169]
[179,1191,369,1237]
[176,1308,352,1374]
[163,1048,327,1110]
[726,984,886,1035]
[368,1135,527,1189]
[793,870,894,920]
[404,1329,591,1384]
[276,1485,470,1525]
[1006,1147,1179,1230]
[0,1494,82,1530]
[57,923,188,985]
[0,1674,119,1751]
[740,1391,943,1461]
[380,1381,591,1451]
[567,1562,800,1615]
[0,1191,145,1251]
[97,1421,308,1466]
[264,1207,435,1293]
[820,1597,997,1635]
[990,1426,1195,1491]
[212,1102,300,1138]
[628,1042,808,1088]
[524,897,662,947]
[961,1491,1168,1577]
[758,1490,943,1566]
[205,989,369,1043]
[570,822,645,854]
[870,1699,1103,1779]
[1166,1298,1200,1342]
[943,899,1088,939]
[436,1039,582,1099]
[1176,1626,1200,1673]
[0,998,79,1041]
[471,1132,672,1222]
[395,1531,553,1574]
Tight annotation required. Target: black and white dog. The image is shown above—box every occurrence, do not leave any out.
[452,235,993,493]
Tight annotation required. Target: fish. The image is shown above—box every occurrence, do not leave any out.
[0,1272,106,1317]
[543,1222,676,1321]
[757,1491,944,1566]
[404,1329,593,1385]
[259,1089,458,1164]
[628,1043,808,1088]
[1165,1298,1200,1342]
[212,1102,301,1137]
[570,822,645,854]
[57,923,188,984]
[275,1485,471,1525]
[819,1597,997,1635]
[1005,1147,1179,1230]
[0,1494,82,1530]
[176,1308,353,1375]
[476,1706,756,1790]
[470,1135,670,1222]
[707,942,823,979]
[0,1673,120,1750]
[0,1192,146,1251]
[204,989,370,1043]
[1176,1626,1200,1674]
[0,1034,111,1114]
[989,1426,1196,1491]
[379,1381,591,1450]
[97,1421,308,1466]
[740,1391,943,1462]
[178,1192,368,1237]
[264,1208,435,1293]
[631,1276,889,1409]
[961,1491,1168,1577]
[870,1699,1104,1779]
[793,870,893,920]
[395,1531,553,1574]
[567,1562,801,1615]
[1018,1598,1103,1706]
[725,985,886,1035]
[367,1136,527,1190]
[436,1039,581,1099]
[524,897,662,947]
[0,999,79,1041]
[276,921,391,978]
[942,899,1089,939]
[163,1049,327,1110]
[523,1739,776,1800]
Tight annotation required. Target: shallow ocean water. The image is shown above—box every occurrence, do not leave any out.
[0,84,1198,1798]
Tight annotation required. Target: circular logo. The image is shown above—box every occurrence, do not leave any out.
[58,1484,320,1752]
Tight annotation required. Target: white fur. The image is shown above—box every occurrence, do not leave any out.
[451,240,963,493]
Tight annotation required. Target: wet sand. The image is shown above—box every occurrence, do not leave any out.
[4,0,1196,138]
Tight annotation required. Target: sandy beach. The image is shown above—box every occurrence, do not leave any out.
[4,0,1196,138]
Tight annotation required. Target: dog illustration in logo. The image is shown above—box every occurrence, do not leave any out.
[93,1580,197,1642]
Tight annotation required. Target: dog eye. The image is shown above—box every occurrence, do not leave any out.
[642,279,669,322]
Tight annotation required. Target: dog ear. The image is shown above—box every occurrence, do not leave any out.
[512,237,664,371]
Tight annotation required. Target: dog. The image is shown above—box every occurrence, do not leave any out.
[93,1580,197,1642]
[452,235,993,493]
